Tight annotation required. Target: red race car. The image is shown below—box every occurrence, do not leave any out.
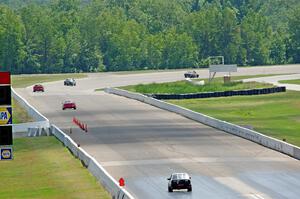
[62,100,76,110]
[33,84,44,92]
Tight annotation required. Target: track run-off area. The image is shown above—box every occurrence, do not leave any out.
[15,65,300,199]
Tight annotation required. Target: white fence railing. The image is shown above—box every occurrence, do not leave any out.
[105,88,300,160]
[51,125,135,199]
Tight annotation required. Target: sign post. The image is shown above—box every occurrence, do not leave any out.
[0,71,13,160]
[208,56,237,82]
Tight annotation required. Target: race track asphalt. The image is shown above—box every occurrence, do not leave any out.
[15,65,300,199]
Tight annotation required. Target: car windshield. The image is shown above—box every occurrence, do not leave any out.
[172,173,189,180]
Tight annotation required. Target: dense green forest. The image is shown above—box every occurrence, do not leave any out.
[0,0,299,74]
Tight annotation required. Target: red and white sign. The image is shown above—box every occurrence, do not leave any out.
[0,72,11,85]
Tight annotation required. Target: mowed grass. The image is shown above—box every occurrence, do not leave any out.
[0,137,110,199]
[121,78,273,94]
[279,79,300,85]
[12,98,33,123]
[12,73,87,88]
[168,91,300,146]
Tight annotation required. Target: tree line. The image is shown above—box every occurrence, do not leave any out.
[0,0,299,74]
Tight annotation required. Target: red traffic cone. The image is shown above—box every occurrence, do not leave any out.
[119,177,125,187]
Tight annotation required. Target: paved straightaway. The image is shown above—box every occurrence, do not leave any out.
[15,65,300,199]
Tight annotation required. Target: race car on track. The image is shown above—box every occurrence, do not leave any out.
[167,173,192,192]
[62,100,76,110]
[184,71,199,78]
[64,78,76,86]
[33,84,44,92]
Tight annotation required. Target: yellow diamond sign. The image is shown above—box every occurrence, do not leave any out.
[0,107,12,125]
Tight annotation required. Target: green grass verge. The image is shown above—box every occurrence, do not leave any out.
[0,137,111,199]
[279,79,300,85]
[121,77,273,94]
[226,74,289,81]
[12,73,87,88]
[168,91,300,147]
[12,98,33,124]
[95,88,105,91]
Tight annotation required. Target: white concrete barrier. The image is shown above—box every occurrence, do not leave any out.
[294,148,300,160]
[88,157,134,199]
[64,135,79,158]
[27,127,51,137]
[13,121,50,133]
[51,124,134,199]
[78,147,91,167]
[51,125,66,142]
[12,88,49,122]
[12,88,50,133]
[105,88,300,160]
